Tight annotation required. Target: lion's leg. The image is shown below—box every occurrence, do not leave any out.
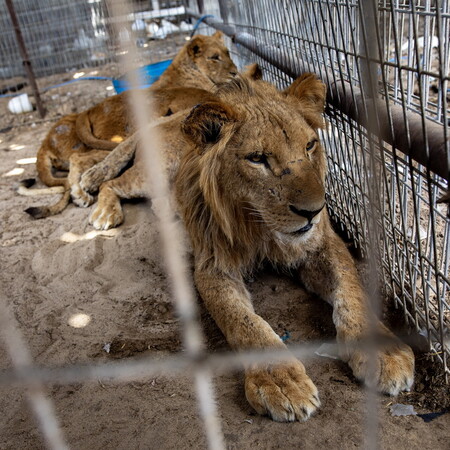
[69,150,110,207]
[79,133,139,195]
[195,269,320,422]
[89,164,146,230]
[298,224,414,395]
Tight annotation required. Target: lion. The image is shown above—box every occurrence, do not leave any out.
[23,31,237,218]
[74,31,237,151]
[25,87,218,218]
[76,71,415,422]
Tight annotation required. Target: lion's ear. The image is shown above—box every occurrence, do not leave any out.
[213,30,224,40]
[285,73,326,129]
[182,102,236,148]
[243,63,263,80]
[187,36,205,58]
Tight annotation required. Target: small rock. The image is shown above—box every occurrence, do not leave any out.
[315,343,340,360]
[390,403,417,416]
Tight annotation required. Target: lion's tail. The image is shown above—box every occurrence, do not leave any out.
[75,111,119,150]
[17,178,65,196]
[24,188,71,219]
[36,137,69,188]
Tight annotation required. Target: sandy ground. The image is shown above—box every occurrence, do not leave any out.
[1,60,449,449]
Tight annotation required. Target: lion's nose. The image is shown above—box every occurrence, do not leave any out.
[289,204,325,222]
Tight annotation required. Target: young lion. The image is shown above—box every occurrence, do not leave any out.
[74,31,237,151]
[25,32,237,218]
[25,87,218,219]
[77,72,414,422]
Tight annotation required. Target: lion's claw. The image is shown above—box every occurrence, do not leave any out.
[245,361,320,422]
[89,201,123,230]
[348,341,414,396]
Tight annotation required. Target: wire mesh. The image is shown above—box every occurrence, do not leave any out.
[0,0,113,79]
[0,0,189,81]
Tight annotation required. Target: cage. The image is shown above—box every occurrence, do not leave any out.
[0,0,449,449]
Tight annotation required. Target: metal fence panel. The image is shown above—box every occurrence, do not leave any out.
[0,0,449,448]
[0,0,114,79]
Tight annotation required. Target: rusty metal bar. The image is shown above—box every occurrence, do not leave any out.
[196,0,205,14]
[186,9,449,181]
[5,0,46,118]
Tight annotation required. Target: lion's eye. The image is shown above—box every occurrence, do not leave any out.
[209,54,221,61]
[246,153,267,164]
[306,139,318,151]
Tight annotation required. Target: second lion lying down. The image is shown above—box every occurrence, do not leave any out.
[77,72,414,421]
[24,32,236,219]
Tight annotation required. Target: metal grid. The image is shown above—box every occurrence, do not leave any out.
[0,0,188,80]
[193,0,450,380]
[0,0,113,79]
[0,0,449,449]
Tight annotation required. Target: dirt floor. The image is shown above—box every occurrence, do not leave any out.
[0,57,449,449]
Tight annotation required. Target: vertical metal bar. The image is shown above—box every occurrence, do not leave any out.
[359,0,379,100]
[197,0,205,14]
[0,300,68,450]
[106,1,226,448]
[5,0,46,118]
[435,0,450,382]
[218,0,229,23]
[358,1,383,448]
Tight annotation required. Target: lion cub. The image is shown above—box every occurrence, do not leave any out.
[79,72,414,422]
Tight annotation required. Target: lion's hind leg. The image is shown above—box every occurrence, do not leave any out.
[89,164,147,230]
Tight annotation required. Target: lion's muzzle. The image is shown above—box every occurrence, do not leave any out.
[289,203,325,222]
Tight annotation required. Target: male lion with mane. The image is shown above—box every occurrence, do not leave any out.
[78,71,415,422]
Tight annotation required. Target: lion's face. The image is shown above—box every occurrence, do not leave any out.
[180,73,327,244]
[186,31,237,84]
[228,116,326,238]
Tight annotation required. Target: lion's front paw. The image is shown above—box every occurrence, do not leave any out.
[89,200,123,230]
[71,183,95,208]
[245,361,320,422]
[348,341,414,396]
[80,167,104,194]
